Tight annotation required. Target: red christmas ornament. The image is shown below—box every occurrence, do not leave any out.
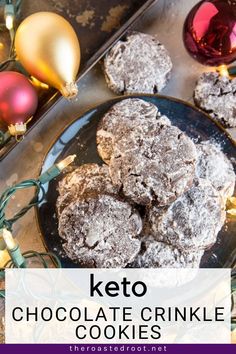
[0,71,38,136]
[183,0,236,66]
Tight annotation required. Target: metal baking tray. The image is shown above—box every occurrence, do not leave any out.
[0,0,156,160]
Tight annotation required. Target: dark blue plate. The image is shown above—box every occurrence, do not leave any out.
[36,94,236,268]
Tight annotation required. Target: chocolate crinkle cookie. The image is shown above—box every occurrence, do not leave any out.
[194,72,236,127]
[97,98,170,164]
[195,142,235,200]
[58,194,142,268]
[104,32,172,95]
[130,235,204,268]
[57,163,118,214]
[109,122,197,206]
[147,180,226,251]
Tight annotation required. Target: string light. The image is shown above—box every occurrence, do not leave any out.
[0,0,22,73]
[2,228,16,250]
[227,197,236,217]
[217,65,230,78]
[0,2,21,156]
[5,15,13,30]
[5,15,13,31]
[1,228,25,267]
[56,154,76,171]
[0,154,76,268]
[4,1,15,30]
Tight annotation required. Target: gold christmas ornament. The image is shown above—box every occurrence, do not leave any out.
[15,12,81,99]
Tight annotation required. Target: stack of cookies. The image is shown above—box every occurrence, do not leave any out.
[57,98,235,268]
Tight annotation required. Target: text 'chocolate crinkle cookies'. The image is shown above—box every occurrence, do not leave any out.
[104,32,172,95]
[147,180,226,251]
[194,72,236,128]
[97,98,169,164]
[130,235,204,268]
[58,194,142,268]
[57,163,118,214]
[109,121,197,206]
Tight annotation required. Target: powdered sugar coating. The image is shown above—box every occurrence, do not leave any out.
[57,164,118,214]
[147,180,226,251]
[130,235,204,268]
[96,98,170,164]
[195,142,235,200]
[109,123,197,206]
[194,72,236,127]
[104,32,172,95]
[59,194,142,268]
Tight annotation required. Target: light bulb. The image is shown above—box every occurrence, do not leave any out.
[2,228,17,251]
[4,3,15,30]
[56,155,76,171]
[227,197,236,216]
[218,65,229,78]
[5,14,14,30]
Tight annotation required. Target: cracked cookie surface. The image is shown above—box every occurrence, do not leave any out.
[129,235,204,268]
[194,72,236,127]
[57,163,118,214]
[58,194,142,268]
[195,142,235,200]
[104,32,172,95]
[109,122,197,206]
[147,180,226,251]
[97,98,170,164]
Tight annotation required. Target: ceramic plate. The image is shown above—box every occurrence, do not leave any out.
[36,95,236,268]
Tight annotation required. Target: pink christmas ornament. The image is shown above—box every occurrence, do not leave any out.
[0,71,38,136]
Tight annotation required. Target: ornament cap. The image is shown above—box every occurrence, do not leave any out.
[60,82,78,100]
[8,123,27,136]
